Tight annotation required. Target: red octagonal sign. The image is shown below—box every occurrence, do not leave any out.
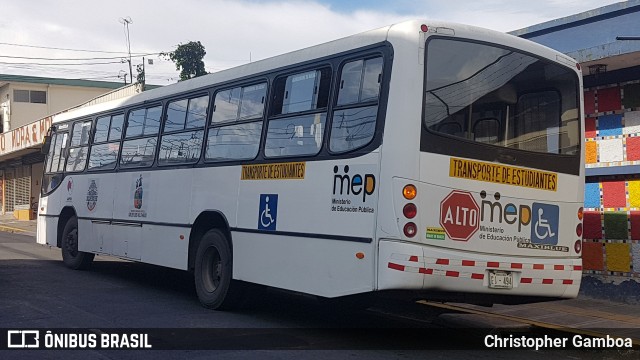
[439,190,480,241]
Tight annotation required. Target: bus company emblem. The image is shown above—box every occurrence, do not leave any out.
[66,177,74,202]
[439,190,480,241]
[86,179,98,212]
[134,175,143,209]
[66,177,73,195]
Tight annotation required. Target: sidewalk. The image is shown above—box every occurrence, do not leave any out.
[0,213,36,236]
[424,297,640,345]
[1,215,639,345]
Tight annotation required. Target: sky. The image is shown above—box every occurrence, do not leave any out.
[0,0,627,85]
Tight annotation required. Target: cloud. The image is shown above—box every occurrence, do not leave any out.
[0,0,624,84]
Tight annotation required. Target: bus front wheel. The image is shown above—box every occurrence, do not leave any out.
[61,217,94,270]
[194,229,244,310]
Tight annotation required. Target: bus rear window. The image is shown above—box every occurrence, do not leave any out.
[423,38,580,156]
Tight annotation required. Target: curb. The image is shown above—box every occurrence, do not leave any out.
[0,224,36,234]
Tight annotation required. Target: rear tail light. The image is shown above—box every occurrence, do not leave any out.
[576,223,583,237]
[404,222,417,237]
[403,184,417,200]
[577,207,583,221]
[403,203,417,219]
[575,240,582,254]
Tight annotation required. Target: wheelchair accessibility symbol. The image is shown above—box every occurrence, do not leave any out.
[258,194,278,231]
[530,203,559,245]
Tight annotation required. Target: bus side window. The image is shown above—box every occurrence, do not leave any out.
[473,118,500,145]
[265,68,330,158]
[94,116,110,143]
[329,56,383,153]
[43,130,68,194]
[206,83,266,162]
[88,114,123,171]
[66,120,92,172]
[158,94,209,165]
[265,113,327,157]
[264,67,332,157]
[46,132,68,174]
[437,122,463,136]
[212,87,241,124]
[271,68,331,116]
[121,105,162,168]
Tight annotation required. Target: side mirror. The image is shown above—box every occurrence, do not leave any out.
[41,135,52,155]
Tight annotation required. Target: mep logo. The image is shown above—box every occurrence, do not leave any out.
[332,165,376,203]
[530,202,559,245]
[7,330,39,348]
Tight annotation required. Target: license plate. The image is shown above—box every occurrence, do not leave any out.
[489,271,513,289]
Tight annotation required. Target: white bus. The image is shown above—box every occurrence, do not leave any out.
[38,20,584,310]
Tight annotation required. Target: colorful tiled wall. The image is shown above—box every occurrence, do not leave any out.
[585,82,640,167]
[583,81,640,278]
[583,178,640,275]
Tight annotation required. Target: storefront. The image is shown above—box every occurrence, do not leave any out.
[0,117,51,218]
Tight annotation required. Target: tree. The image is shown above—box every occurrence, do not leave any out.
[162,41,207,81]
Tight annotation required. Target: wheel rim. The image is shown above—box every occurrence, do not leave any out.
[202,246,222,293]
[65,228,79,257]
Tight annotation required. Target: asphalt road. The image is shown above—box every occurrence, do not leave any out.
[0,230,633,359]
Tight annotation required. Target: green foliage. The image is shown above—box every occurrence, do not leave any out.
[162,41,207,81]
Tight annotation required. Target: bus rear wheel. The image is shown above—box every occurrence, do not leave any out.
[194,229,244,310]
[61,216,94,270]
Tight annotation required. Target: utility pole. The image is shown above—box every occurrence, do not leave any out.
[119,17,133,84]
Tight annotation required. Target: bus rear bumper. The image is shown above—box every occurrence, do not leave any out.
[378,240,582,300]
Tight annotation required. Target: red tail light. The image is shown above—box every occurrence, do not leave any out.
[404,222,417,237]
[575,240,582,253]
[403,203,417,219]
[576,223,583,237]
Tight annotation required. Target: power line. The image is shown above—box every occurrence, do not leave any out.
[0,53,161,61]
[0,41,151,55]
[75,75,121,80]
[0,60,124,66]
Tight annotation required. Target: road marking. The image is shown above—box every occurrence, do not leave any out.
[0,224,35,234]
[418,300,640,346]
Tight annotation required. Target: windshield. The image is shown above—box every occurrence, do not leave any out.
[424,38,580,156]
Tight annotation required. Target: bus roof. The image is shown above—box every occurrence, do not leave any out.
[51,19,577,124]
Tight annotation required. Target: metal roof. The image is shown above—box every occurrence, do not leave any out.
[0,73,126,89]
[510,0,640,38]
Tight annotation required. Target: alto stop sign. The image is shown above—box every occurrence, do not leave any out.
[439,190,480,241]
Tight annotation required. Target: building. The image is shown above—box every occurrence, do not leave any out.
[0,75,131,217]
[512,0,640,292]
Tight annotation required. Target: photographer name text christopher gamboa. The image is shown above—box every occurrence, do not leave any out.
[485,334,633,350]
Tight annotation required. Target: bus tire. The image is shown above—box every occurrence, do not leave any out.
[61,217,94,270]
[194,229,243,310]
